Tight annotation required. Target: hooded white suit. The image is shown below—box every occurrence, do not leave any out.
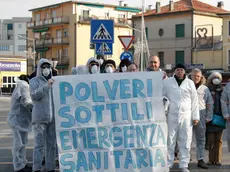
[163,76,199,168]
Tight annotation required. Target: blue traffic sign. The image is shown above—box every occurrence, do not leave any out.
[96,43,113,55]
[91,20,114,43]
[120,52,133,61]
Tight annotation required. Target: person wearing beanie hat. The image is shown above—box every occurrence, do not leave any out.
[119,59,131,72]
[7,75,33,172]
[163,63,199,172]
[103,59,116,73]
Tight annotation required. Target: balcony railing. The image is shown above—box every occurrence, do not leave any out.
[59,56,69,66]
[35,37,69,47]
[78,15,132,26]
[27,16,69,29]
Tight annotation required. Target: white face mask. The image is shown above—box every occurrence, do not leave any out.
[91,65,99,74]
[121,66,127,72]
[42,68,51,77]
[99,59,104,65]
[212,78,221,85]
[106,66,114,73]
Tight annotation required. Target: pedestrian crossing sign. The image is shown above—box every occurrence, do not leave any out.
[91,20,114,43]
[96,43,113,55]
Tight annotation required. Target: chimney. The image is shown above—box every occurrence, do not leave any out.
[217,1,224,9]
[148,5,154,10]
[119,0,123,6]
[156,1,161,13]
[169,0,174,11]
[124,3,128,7]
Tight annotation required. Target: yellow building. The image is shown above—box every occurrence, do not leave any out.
[0,56,27,93]
[219,13,230,71]
[132,0,227,70]
[27,1,140,75]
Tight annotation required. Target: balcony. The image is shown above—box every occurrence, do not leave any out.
[78,15,132,27]
[27,16,69,29]
[35,37,69,48]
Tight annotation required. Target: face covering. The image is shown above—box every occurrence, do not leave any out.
[121,66,127,72]
[212,78,221,85]
[42,68,51,77]
[91,65,98,74]
[106,66,113,73]
[99,59,104,65]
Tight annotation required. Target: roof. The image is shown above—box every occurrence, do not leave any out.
[29,0,140,12]
[134,0,228,18]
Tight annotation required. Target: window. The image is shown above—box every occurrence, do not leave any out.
[158,52,164,67]
[145,27,149,40]
[7,24,13,30]
[176,24,185,38]
[228,21,230,36]
[2,76,16,88]
[63,28,68,37]
[18,34,26,40]
[52,11,56,18]
[18,45,26,51]
[36,14,40,21]
[228,50,230,65]
[0,45,10,51]
[118,14,125,19]
[57,49,62,59]
[83,10,90,19]
[105,12,109,19]
[63,48,68,56]
[56,30,62,38]
[175,51,185,64]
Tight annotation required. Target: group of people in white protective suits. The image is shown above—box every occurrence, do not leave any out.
[7,55,230,172]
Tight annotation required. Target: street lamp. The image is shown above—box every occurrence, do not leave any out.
[18,35,36,71]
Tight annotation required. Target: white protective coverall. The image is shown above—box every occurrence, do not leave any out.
[163,76,199,168]
[221,82,230,152]
[30,58,56,171]
[194,84,213,160]
[7,77,33,171]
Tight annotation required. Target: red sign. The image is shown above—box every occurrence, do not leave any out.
[118,36,135,51]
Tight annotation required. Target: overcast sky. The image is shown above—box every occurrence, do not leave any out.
[0,0,229,19]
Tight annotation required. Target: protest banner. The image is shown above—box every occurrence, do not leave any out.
[52,72,168,172]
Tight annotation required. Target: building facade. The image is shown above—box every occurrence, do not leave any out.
[0,56,27,93]
[132,0,227,70]
[219,13,230,71]
[0,18,31,56]
[27,1,140,75]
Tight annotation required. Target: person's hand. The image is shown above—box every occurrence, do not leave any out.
[206,120,212,123]
[48,79,54,86]
[193,120,199,126]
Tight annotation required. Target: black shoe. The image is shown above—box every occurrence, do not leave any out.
[198,159,209,169]
[15,165,32,172]
[42,158,45,165]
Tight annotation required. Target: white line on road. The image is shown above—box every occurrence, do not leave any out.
[0,122,7,124]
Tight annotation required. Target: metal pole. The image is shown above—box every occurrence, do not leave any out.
[140,0,145,71]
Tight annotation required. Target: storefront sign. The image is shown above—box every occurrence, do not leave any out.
[0,61,21,71]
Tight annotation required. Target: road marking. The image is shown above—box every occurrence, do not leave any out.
[0,121,7,124]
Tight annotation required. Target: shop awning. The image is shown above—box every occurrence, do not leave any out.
[33,27,49,33]
[35,47,49,52]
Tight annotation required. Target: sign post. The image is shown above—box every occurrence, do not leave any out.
[91,20,114,56]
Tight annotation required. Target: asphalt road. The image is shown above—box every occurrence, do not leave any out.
[0,96,229,172]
